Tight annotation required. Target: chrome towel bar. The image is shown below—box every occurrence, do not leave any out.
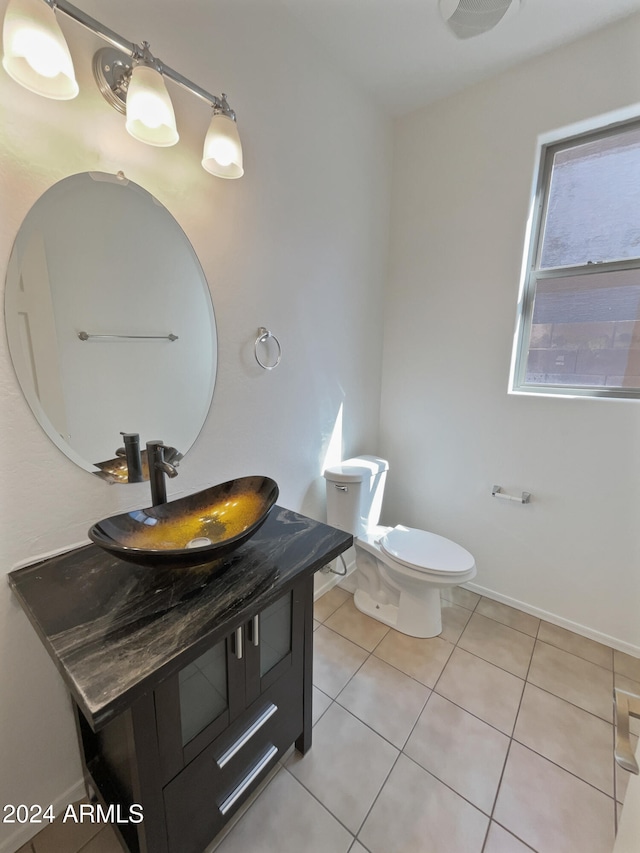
[78,331,178,342]
[492,485,531,504]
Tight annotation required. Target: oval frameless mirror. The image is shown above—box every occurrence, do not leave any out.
[4,172,217,481]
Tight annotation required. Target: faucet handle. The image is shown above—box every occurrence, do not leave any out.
[163,446,183,466]
[147,440,182,466]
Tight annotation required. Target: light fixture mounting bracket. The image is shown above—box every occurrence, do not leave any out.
[92,46,133,114]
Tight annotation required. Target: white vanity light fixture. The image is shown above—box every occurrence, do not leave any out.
[122,43,178,147]
[1,0,243,174]
[2,0,78,99]
[202,99,244,178]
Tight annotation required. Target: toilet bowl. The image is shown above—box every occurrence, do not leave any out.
[324,456,476,638]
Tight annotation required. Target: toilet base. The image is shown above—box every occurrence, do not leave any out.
[354,585,443,639]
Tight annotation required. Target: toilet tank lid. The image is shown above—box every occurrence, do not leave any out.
[323,455,389,483]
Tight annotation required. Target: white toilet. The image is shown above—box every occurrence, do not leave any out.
[324,455,476,638]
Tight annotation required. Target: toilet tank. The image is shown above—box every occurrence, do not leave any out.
[323,456,389,536]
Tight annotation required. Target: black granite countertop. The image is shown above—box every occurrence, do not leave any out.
[8,505,352,732]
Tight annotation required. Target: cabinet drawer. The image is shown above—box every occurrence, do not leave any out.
[163,673,302,853]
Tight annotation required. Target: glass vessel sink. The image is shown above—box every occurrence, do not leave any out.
[89,476,279,568]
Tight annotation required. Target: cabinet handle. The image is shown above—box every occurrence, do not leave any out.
[233,626,243,660]
[251,614,260,647]
[614,688,640,774]
[216,702,278,768]
[219,744,278,815]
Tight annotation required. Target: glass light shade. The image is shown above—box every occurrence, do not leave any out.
[2,0,78,99]
[202,113,243,179]
[125,64,179,147]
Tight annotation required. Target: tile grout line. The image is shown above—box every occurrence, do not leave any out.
[281,761,358,843]
[448,608,617,727]
[315,587,629,849]
[394,597,528,851]
[327,623,496,825]
[319,591,620,814]
[297,591,626,851]
[480,739,515,853]
[485,610,619,850]
[340,662,528,851]
[511,635,617,801]
[398,751,496,827]
[479,601,541,852]
[312,602,444,846]
[510,738,618,805]
[436,639,615,731]
[534,637,616,676]
[310,691,516,853]
[320,590,608,684]
[466,596,620,676]
[489,605,620,842]
[487,816,539,852]
[307,619,411,844]
[351,751,403,844]
[466,597,531,849]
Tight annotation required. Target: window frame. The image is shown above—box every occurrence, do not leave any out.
[509,106,640,401]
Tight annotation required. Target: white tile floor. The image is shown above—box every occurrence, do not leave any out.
[18,586,640,853]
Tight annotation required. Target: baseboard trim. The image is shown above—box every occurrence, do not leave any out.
[465,582,640,658]
[0,777,86,853]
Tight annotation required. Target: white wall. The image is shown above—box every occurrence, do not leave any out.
[0,1,391,848]
[381,13,640,653]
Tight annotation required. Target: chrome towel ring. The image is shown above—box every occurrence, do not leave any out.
[254,327,282,370]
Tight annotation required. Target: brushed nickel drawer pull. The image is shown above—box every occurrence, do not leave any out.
[216,703,278,769]
[219,744,278,815]
[614,688,640,775]
[251,614,260,647]
[233,626,243,660]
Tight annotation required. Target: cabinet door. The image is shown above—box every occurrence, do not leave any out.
[156,587,302,780]
[258,590,293,678]
[244,589,302,706]
[178,638,229,746]
[155,634,245,781]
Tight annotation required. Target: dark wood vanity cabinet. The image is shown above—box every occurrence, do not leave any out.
[158,584,307,853]
[8,507,352,853]
[76,577,312,853]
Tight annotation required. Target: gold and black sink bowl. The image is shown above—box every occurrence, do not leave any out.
[89,476,279,568]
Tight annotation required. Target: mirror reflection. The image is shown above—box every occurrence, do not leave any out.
[4,172,217,479]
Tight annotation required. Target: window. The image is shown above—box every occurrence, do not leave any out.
[510,116,640,399]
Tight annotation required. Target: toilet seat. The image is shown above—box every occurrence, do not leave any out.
[379,526,475,577]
